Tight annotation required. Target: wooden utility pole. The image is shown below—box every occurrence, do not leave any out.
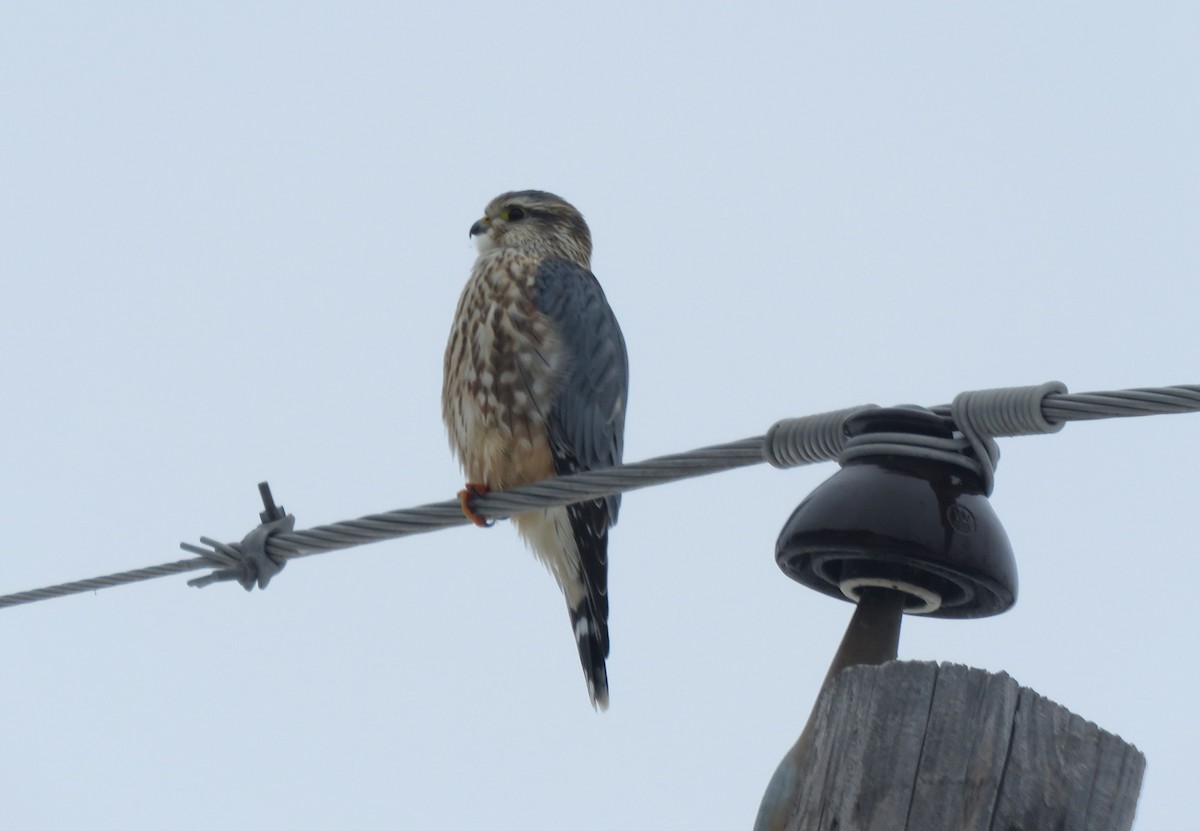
[755,660,1145,831]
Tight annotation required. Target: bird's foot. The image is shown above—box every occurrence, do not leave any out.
[458,483,493,527]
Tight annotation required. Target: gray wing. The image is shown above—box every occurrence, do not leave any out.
[533,257,629,521]
[533,257,628,700]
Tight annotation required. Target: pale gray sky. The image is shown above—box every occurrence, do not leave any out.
[2,3,1197,828]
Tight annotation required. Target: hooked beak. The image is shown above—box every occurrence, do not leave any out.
[469,218,487,238]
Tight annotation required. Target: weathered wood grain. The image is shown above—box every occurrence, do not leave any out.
[756,662,1144,831]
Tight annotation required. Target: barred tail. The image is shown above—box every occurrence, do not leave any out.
[569,602,610,711]
[512,503,612,710]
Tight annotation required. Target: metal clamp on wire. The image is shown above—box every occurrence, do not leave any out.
[185,482,295,591]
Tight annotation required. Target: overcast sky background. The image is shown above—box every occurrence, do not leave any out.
[2,3,1197,828]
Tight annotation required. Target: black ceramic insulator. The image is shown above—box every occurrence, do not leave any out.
[775,407,1017,619]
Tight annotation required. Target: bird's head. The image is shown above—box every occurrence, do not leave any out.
[470,191,593,267]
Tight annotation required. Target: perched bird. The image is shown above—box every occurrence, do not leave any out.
[442,191,629,710]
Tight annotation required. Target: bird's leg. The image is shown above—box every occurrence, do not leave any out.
[458,482,493,528]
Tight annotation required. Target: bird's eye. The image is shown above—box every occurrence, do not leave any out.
[503,206,527,222]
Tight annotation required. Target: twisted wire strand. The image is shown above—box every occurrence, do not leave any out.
[2,382,1197,610]
[0,558,214,608]
[266,438,766,561]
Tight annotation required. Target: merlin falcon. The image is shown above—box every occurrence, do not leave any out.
[442,191,629,710]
